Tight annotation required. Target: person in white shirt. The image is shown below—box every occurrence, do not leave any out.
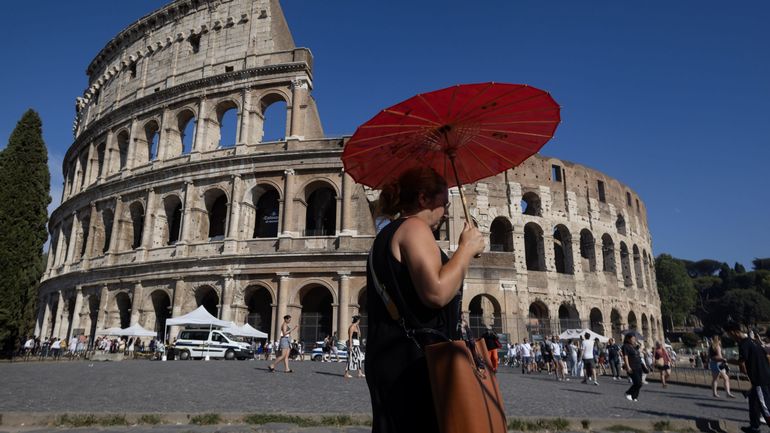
[579,333,598,385]
[550,336,566,381]
[23,337,35,359]
[69,336,78,355]
[51,338,62,360]
[520,338,533,374]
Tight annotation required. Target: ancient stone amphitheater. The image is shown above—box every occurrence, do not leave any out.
[36,0,662,346]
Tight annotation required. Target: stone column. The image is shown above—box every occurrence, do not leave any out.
[130,282,144,326]
[64,213,79,266]
[169,278,185,341]
[226,175,243,239]
[95,285,109,333]
[341,171,355,235]
[158,107,172,160]
[337,272,351,339]
[221,275,235,321]
[275,273,291,341]
[571,237,584,281]
[179,181,195,244]
[193,98,208,152]
[238,88,252,145]
[51,291,64,339]
[69,287,85,336]
[281,169,296,236]
[103,129,115,178]
[107,196,123,259]
[140,188,156,250]
[45,232,56,273]
[37,294,51,337]
[126,117,139,169]
[289,79,308,139]
[54,225,67,268]
[84,143,96,186]
[82,203,98,264]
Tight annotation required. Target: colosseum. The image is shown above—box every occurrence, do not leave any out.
[35,0,662,348]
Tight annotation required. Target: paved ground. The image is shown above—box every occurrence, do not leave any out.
[0,359,751,425]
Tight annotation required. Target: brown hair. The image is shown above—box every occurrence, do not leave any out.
[376,167,447,218]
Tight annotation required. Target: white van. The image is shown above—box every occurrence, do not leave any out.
[173,329,253,360]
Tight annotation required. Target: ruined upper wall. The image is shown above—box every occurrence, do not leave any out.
[75,0,302,137]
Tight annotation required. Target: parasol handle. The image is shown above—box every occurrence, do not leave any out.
[448,155,481,259]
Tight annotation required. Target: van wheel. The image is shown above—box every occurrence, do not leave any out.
[179,350,190,360]
[225,349,235,360]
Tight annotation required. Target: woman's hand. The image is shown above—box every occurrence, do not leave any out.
[458,222,485,256]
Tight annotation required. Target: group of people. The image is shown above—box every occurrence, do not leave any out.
[18,335,90,360]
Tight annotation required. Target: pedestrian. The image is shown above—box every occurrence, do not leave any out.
[708,335,735,398]
[51,338,61,360]
[364,166,485,433]
[607,338,622,380]
[654,341,672,388]
[520,338,532,374]
[24,336,35,360]
[482,327,501,371]
[551,336,565,381]
[331,332,341,362]
[322,334,332,362]
[724,321,770,433]
[579,333,598,385]
[622,333,645,401]
[268,315,295,373]
[344,315,365,378]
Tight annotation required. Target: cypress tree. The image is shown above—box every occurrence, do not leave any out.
[0,109,51,354]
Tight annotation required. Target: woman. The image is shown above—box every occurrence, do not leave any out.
[622,333,645,401]
[344,315,365,378]
[654,341,672,388]
[268,315,295,373]
[365,167,485,433]
[708,335,735,398]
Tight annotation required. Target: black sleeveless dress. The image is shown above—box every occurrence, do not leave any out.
[365,218,462,433]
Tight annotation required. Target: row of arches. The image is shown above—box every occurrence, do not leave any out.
[521,191,634,236]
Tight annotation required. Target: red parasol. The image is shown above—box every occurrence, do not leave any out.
[342,82,561,222]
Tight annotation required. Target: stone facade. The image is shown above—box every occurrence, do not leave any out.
[36,0,662,346]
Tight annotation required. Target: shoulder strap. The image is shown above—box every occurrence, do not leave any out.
[368,249,402,322]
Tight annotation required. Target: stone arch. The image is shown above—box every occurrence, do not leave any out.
[489,217,514,252]
[558,303,580,332]
[244,184,281,238]
[96,141,106,179]
[553,225,574,274]
[244,285,273,334]
[627,311,638,330]
[641,313,650,341]
[633,245,644,288]
[601,234,616,274]
[610,308,622,341]
[176,108,197,155]
[100,208,114,254]
[524,222,545,271]
[128,201,144,250]
[257,93,289,143]
[521,191,542,216]
[87,294,100,342]
[202,188,228,241]
[77,213,90,260]
[117,130,130,171]
[468,294,502,336]
[589,308,604,336]
[616,214,627,236]
[212,99,240,148]
[303,180,338,236]
[620,242,633,287]
[643,250,652,288]
[115,291,131,328]
[162,194,183,245]
[528,300,550,338]
[195,285,220,317]
[77,152,88,189]
[298,284,334,345]
[145,120,160,162]
[149,290,170,341]
[580,229,597,272]
[650,314,657,341]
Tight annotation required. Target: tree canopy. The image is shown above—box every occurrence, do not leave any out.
[655,254,697,327]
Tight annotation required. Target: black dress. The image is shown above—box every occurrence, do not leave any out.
[365,218,462,433]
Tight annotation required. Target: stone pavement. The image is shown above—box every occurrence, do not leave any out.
[0,359,752,427]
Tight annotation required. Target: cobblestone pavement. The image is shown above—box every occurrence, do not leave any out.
[0,360,750,424]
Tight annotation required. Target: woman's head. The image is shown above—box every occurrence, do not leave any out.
[623,333,636,345]
[352,315,360,324]
[377,167,448,222]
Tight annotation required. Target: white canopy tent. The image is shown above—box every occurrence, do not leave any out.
[558,328,609,343]
[240,323,268,339]
[222,322,269,339]
[166,305,230,328]
[96,327,124,336]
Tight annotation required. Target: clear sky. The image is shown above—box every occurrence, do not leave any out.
[0,1,767,268]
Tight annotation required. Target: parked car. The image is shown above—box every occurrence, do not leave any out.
[173,329,254,360]
[311,341,365,362]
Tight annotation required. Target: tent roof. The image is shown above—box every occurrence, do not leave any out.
[222,322,269,338]
[558,328,609,343]
[166,305,230,327]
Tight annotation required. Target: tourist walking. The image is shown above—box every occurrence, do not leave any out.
[51,338,61,360]
[622,333,645,401]
[580,333,598,385]
[520,338,533,374]
[344,315,365,378]
[607,338,622,380]
[725,322,770,433]
[709,335,735,398]
[551,336,565,381]
[364,167,485,433]
[654,341,672,388]
[268,315,295,373]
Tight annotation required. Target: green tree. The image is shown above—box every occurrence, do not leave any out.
[754,258,770,271]
[655,254,697,329]
[735,262,747,274]
[688,259,723,277]
[710,289,770,326]
[0,110,50,354]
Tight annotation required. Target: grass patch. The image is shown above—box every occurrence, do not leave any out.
[508,418,570,431]
[320,415,355,426]
[138,414,162,425]
[189,413,222,425]
[98,414,128,426]
[606,424,646,433]
[243,414,368,427]
[56,414,97,427]
[653,420,671,431]
[581,419,591,430]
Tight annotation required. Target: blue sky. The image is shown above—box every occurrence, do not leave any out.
[0,1,767,268]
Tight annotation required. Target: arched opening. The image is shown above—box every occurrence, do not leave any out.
[48,296,59,338]
[195,286,220,318]
[150,290,170,341]
[115,292,131,329]
[88,295,99,342]
[468,295,503,337]
[260,96,288,143]
[117,131,130,170]
[78,215,90,260]
[627,311,638,330]
[129,202,144,250]
[305,184,337,236]
[96,142,106,179]
[357,288,368,340]
[179,110,196,155]
[580,229,597,272]
[163,195,183,245]
[589,308,604,336]
[78,153,88,188]
[145,121,160,161]
[524,222,545,271]
[650,315,657,341]
[521,192,542,216]
[65,296,76,339]
[215,102,238,148]
[601,234,616,274]
[641,313,650,341]
[558,304,580,331]
[643,251,652,289]
[101,209,113,254]
[244,286,273,335]
[528,301,550,338]
[253,187,280,238]
[553,225,574,274]
[616,215,627,236]
[633,245,643,288]
[610,309,622,342]
[203,189,228,240]
[489,217,513,252]
[299,286,333,345]
[620,242,633,287]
